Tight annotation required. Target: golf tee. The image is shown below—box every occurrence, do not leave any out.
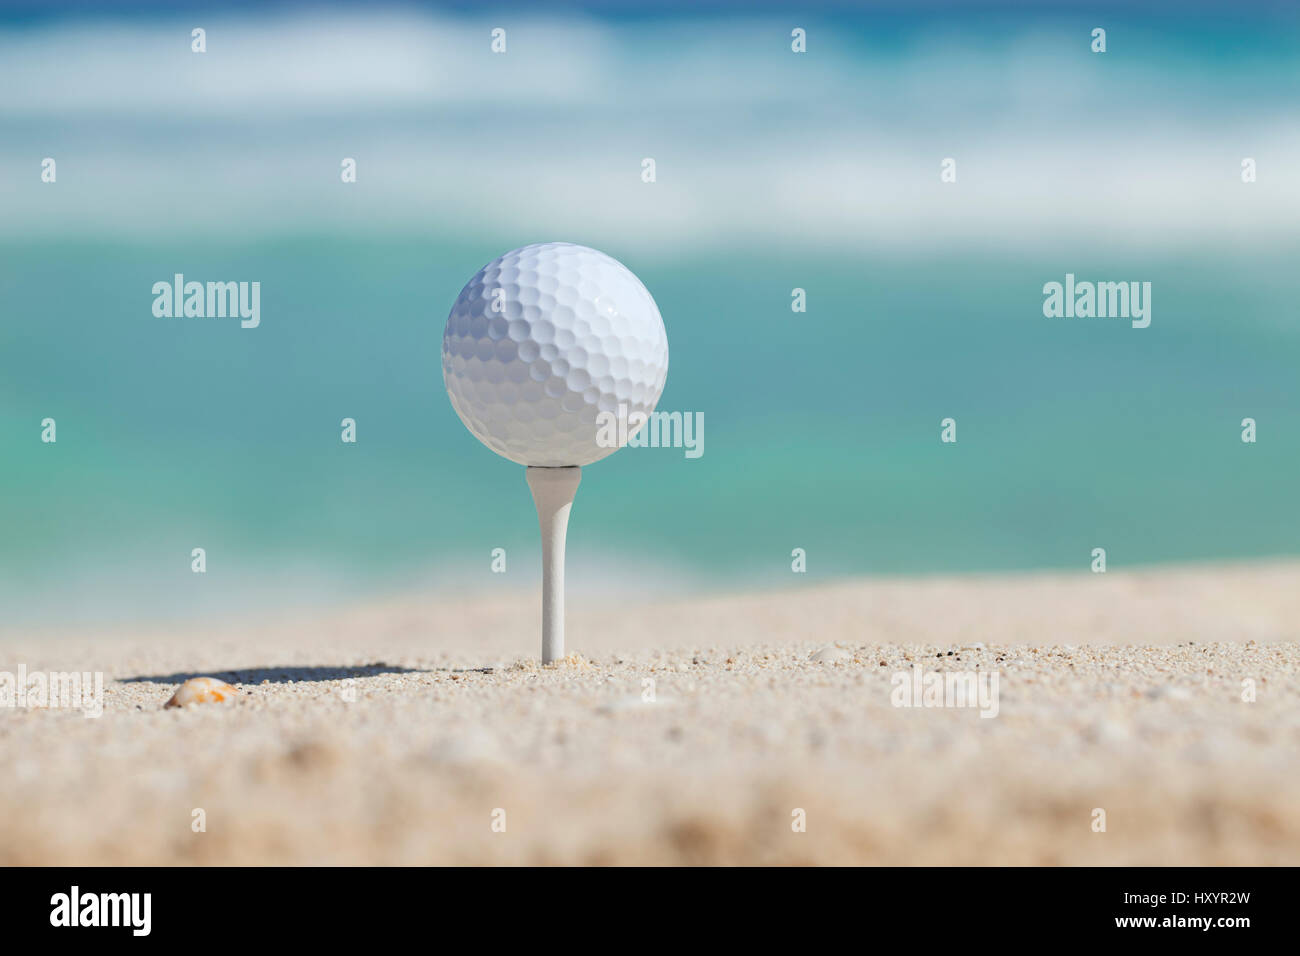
[525,465,582,664]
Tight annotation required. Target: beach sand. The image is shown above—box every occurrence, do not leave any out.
[2,561,1298,865]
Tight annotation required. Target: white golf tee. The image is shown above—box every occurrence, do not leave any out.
[525,465,582,664]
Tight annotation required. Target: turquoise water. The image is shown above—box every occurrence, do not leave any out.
[2,5,1298,622]
[3,239,1298,621]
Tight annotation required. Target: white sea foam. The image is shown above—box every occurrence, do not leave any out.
[2,10,1297,248]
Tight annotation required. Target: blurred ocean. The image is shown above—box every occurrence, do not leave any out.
[2,3,1298,625]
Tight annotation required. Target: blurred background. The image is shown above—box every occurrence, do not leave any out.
[2,0,1298,627]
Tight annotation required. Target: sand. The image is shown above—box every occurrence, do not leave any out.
[2,561,1298,865]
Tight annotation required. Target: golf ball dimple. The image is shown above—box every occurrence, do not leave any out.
[443,242,669,467]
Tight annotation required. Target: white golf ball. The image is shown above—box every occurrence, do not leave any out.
[442,242,669,467]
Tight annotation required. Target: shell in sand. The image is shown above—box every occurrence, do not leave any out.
[164,677,238,709]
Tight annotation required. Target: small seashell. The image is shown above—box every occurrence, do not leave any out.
[810,646,851,663]
[164,677,239,709]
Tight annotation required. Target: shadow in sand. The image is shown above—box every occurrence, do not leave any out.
[118,662,496,685]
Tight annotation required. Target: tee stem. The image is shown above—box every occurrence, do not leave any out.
[525,466,582,664]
